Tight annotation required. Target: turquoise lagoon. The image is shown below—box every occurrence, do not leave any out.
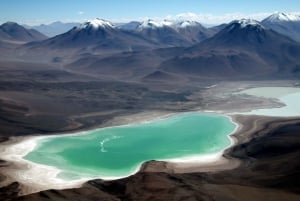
[24,113,236,180]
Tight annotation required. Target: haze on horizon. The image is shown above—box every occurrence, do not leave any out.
[1,0,300,25]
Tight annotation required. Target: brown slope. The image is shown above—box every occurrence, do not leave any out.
[65,51,164,80]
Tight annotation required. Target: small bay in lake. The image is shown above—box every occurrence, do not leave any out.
[24,113,236,180]
[238,87,300,117]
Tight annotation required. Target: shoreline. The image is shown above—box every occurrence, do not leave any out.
[0,111,240,195]
[147,114,242,174]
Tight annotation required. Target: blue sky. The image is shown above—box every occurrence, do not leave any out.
[1,0,300,25]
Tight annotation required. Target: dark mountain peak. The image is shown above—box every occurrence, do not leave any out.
[191,17,297,52]
[0,21,47,42]
[209,19,269,46]
[1,21,19,26]
[1,21,26,31]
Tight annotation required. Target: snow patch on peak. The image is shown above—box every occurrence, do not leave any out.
[237,19,261,28]
[177,21,199,28]
[264,12,300,22]
[138,19,174,29]
[229,19,264,30]
[79,18,114,29]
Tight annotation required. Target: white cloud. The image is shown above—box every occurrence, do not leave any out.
[164,12,273,25]
[16,11,300,26]
[111,12,278,25]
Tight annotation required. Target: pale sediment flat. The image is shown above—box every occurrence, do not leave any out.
[235,87,300,117]
[239,87,300,98]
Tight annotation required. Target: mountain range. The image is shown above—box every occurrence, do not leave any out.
[22,12,300,43]
[160,19,300,79]
[1,12,300,81]
[262,12,300,42]
[20,18,217,55]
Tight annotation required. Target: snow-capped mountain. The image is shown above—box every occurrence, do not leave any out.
[78,18,114,30]
[137,19,174,30]
[47,18,117,47]
[261,12,300,42]
[130,19,213,45]
[0,22,47,42]
[200,19,271,48]
[133,19,191,46]
[20,18,161,54]
[229,19,264,30]
[263,12,300,23]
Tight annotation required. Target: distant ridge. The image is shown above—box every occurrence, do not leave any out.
[0,22,47,42]
[31,21,80,37]
[6,13,300,81]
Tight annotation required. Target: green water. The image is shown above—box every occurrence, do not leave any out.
[24,113,236,179]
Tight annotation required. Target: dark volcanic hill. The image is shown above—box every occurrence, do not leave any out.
[0,22,47,43]
[159,19,300,79]
[261,12,300,42]
[196,19,294,49]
